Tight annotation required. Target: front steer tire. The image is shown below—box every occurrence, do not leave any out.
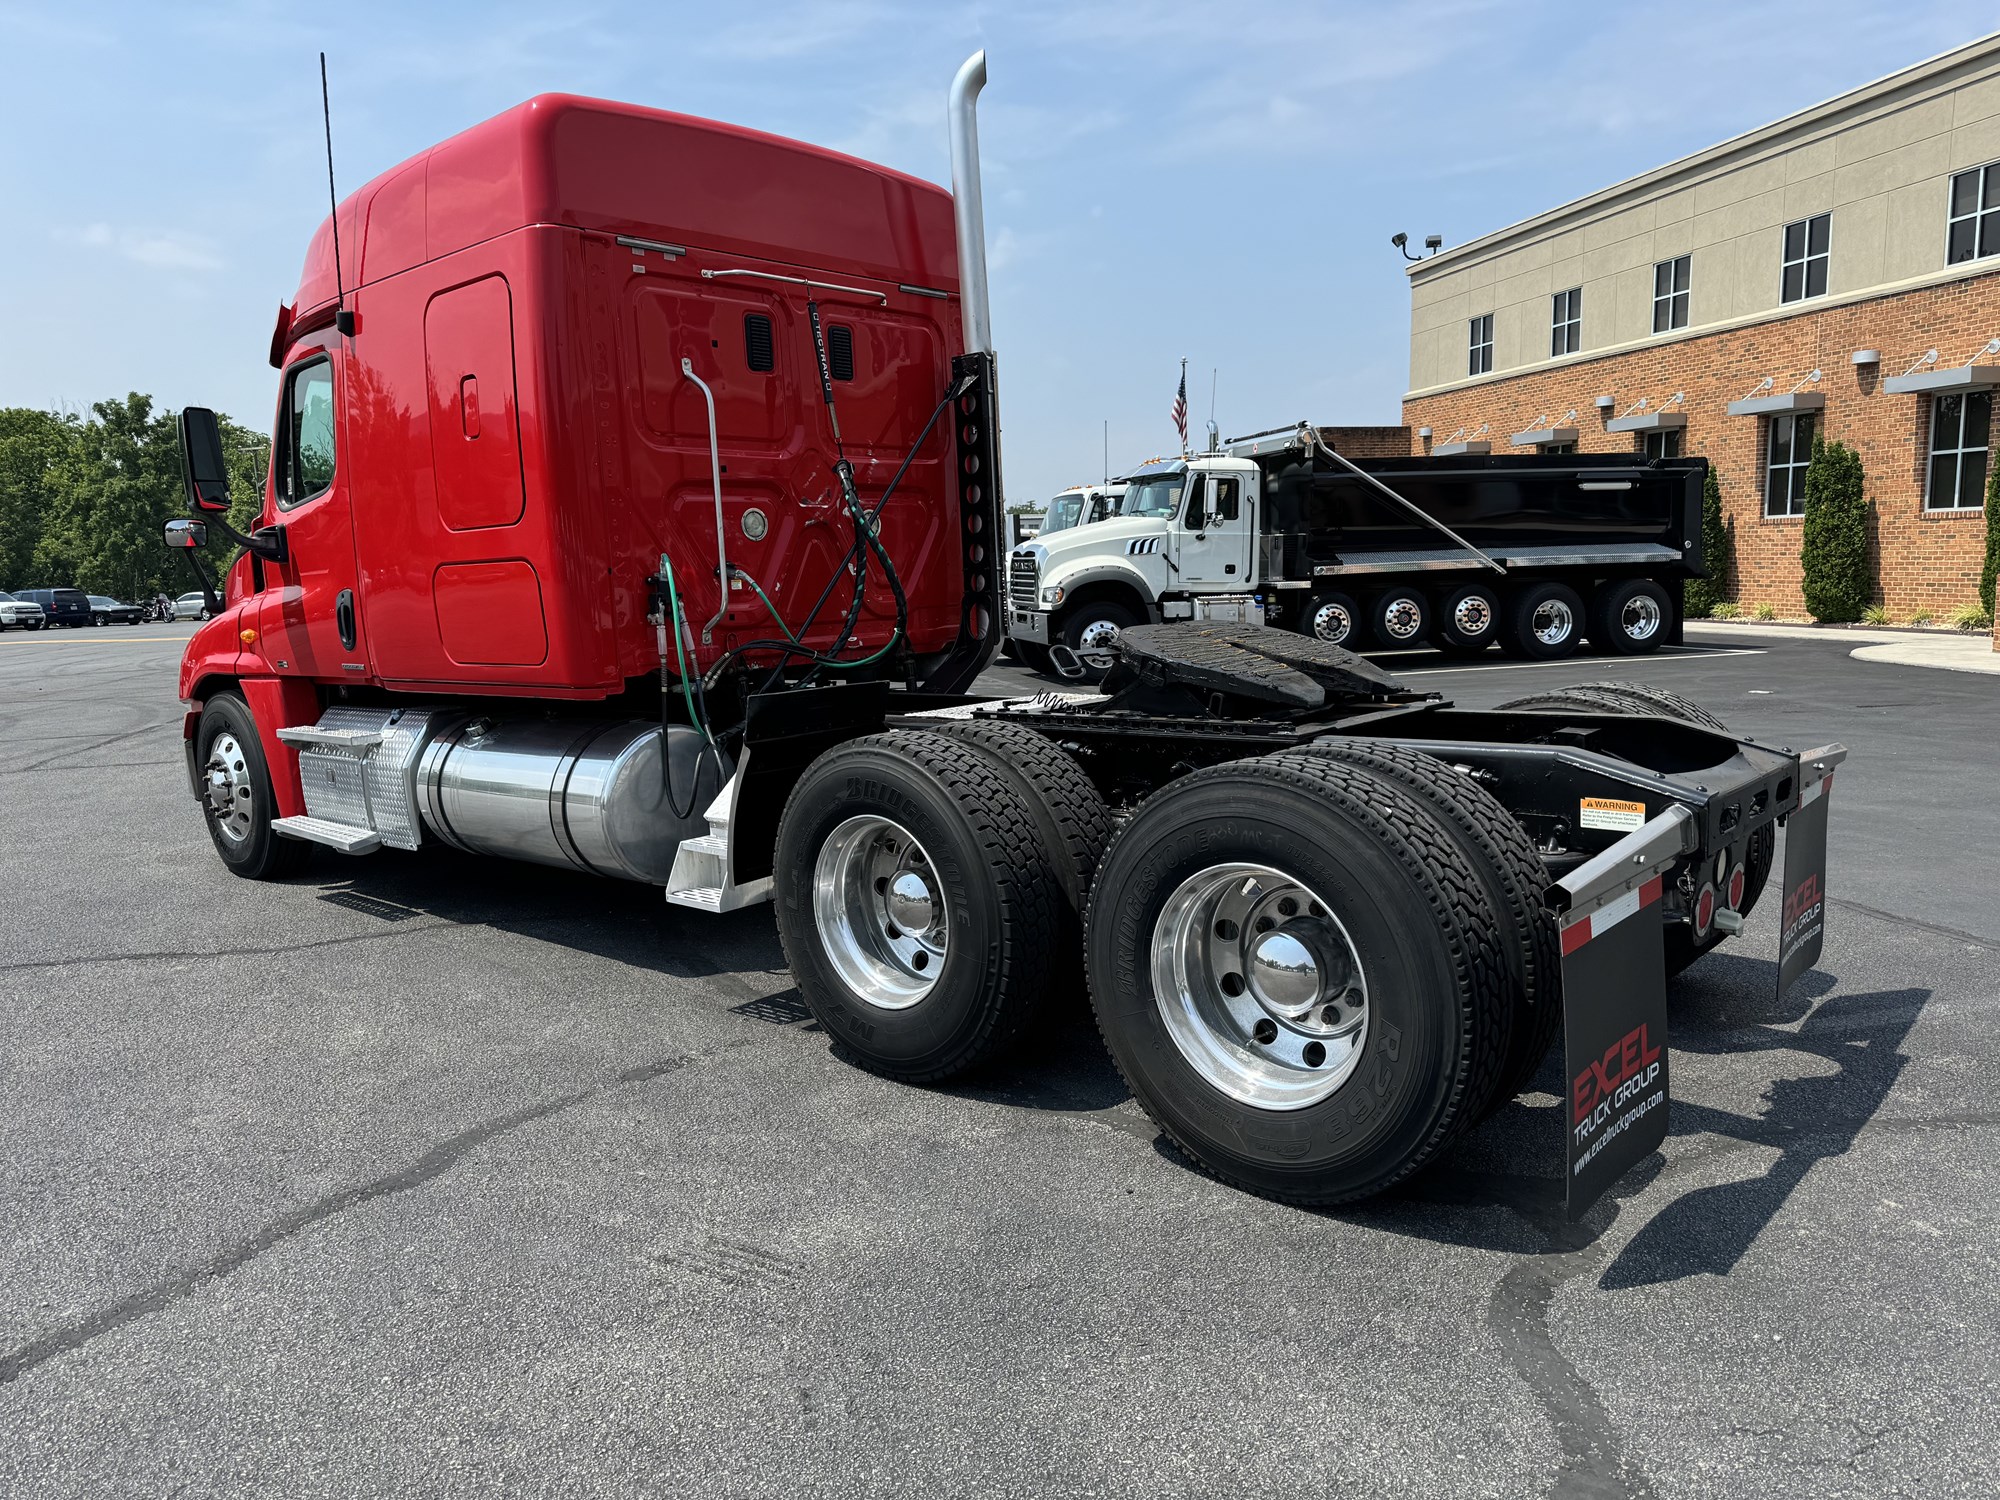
[195,693,313,881]
[1083,753,1512,1205]
[773,732,1061,1083]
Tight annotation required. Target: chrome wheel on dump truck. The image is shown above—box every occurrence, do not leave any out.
[774,731,1061,1081]
[1305,590,1359,646]
[1587,578,1675,656]
[1085,752,1512,1204]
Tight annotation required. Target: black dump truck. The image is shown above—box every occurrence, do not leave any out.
[1003,422,1705,679]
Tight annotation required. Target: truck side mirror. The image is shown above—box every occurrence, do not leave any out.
[178,407,233,514]
[166,519,209,549]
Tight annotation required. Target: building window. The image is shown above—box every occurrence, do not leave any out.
[1947,162,2000,265]
[1469,313,1493,376]
[1549,288,1581,358]
[1781,213,1830,302]
[1927,391,1991,510]
[1542,441,1577,455]
[1764,412,1815,518]
[1652,255,1690,332]
[1643,428,1684,460]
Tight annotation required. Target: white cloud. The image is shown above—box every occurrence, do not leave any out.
[55,223,225,273]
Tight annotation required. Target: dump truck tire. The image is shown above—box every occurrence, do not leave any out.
[1296,740,1561,1114]
[1083,752,1511,1205]
[1587,578,1675,655]
[774,732,1060,1082]
[1498,582,1585,660]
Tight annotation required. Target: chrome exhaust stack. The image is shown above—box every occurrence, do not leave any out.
[948,50,993,357]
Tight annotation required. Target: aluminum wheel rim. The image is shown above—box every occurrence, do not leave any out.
[1074,616,1123,668]
[1312,602,1352,644]
[1381,598,1424,642]
[204,731,256,845]
[1453,595,1493,637]
[812,815,947,1009]
[1532,600,1575,646]
[1151,862,1369,1111]
[1620,594,1662,641]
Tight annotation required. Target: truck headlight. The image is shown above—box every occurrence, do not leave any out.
[1042,585,1064,606]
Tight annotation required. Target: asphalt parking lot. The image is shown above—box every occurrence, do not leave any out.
[1,623,1994,1498]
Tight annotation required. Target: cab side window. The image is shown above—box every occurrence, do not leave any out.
[1210,476,1240,523]
[276,358,336,508]
[1183,477,1208,527]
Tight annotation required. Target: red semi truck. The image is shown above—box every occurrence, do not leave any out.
[169,55,1844,1213]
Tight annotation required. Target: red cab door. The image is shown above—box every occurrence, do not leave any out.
[260,345,367,680]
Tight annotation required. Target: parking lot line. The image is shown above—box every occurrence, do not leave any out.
[1396,647,1765,677]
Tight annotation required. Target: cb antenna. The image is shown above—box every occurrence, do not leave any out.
[320,52,354,337]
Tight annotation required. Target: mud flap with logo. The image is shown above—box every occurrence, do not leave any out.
[1776,744,1847,1002]
[1550,805,1697,1222]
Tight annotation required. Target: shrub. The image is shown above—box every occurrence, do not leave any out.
[1684,464,1730,618]
[1982,459,1999,619]
[1710,600,1740,618]
[1950,603,1993,631]
[1908,609,1934,627]
[1753,602,1778,621]
[1800,437,1870,623]
[1862,604,1891,626]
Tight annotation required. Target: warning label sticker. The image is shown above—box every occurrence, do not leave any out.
[1579,796,1647,832]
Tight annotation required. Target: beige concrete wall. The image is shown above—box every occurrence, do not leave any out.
[1408,37,2000,396]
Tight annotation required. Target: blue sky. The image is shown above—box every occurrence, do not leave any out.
[0,2,1986,504]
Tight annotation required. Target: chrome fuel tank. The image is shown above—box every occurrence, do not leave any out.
[416,719,726,884]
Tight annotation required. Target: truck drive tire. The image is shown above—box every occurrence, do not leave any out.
[1295,740,1561,1116]
[917,718,1111,1002]
[1304,590,1361,647]
[1083,752,1512,1205]
[1588,578,1675,655]
[1498,581,1585,660]
[1435,583,1501,655]
[1060,600,1138,682]
[773,731,1061,1082]
[1370,587,1431,650]
[195,692,313,881]
[1496,682,1773,978]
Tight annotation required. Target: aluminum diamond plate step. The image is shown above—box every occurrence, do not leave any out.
[276,725,386,754]
[271,815,382,854]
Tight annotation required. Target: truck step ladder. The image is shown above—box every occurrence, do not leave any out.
[665,752,773,913]
[272,722,387,855]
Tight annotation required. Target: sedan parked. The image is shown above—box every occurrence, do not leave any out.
[173,592,216,621]
[0,591,47,631]
[15,588,92,628]
[87,595,147,626]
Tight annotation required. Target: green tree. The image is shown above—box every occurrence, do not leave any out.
[4,395,268,600]
[1684,463,1730,617]
[1981,454,1999,619]
[0,408,83,592]
[1800,436,1871,623]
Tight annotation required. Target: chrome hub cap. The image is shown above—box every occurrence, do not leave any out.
[1381,599,1424,641]
[1532,600,1575,646]
[204,731,255,845]
[812,815,947,1009]
[1453,596,1493,636]
[1620,595,1662,641]
[1311,602,1352,644]
[1152,863,1369,1110]
[1074,616,1122,669]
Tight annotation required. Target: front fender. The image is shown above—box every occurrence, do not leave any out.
[176,608,247,701]
[1045,558,1160,605]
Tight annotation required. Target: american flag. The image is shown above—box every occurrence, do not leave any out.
[1169,362,1188,449]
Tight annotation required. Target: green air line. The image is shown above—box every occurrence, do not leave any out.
[735,564,897,670]
[659,555,713,746]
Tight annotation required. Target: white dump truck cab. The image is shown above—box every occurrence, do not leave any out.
[1004,455,1263,676]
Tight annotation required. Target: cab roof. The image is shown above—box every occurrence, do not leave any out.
[293,93,960,317]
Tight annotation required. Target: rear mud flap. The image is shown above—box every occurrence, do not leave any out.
[1776,744,1846,1001]
[1550,806,1693,1221]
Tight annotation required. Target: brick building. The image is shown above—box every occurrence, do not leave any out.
[1401,34,2000,621]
